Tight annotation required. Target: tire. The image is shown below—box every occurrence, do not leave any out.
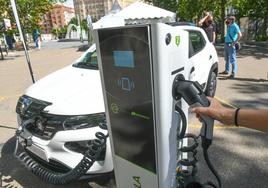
[205,71,217,97]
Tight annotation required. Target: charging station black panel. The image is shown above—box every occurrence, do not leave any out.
[99,26,156,173]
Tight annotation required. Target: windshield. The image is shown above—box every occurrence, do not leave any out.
[73,50,98,70]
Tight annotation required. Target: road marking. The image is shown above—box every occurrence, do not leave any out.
[0,96,7,102]
[0,94,21,102]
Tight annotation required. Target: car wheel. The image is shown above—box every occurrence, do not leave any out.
[205,71,217,97]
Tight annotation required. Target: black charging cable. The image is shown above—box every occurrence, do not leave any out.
[201,135,222,188]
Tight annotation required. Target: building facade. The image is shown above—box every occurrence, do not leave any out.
[42,4,75,34]
[73,0,137,21]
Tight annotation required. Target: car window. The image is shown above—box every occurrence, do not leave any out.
[72,50,98,70]
[188,31,206,58]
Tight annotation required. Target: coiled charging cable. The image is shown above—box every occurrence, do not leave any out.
[14,121,108,185]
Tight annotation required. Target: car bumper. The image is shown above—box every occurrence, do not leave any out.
[17,117,113,175]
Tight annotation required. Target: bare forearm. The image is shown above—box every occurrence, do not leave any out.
[213,32,216,43]
[236,109,268,132]
[235,32,242,43]
[198,16,208,26]
[193,98,268,133]
[223,109,268,132]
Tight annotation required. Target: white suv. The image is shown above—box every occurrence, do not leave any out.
[15,24,218,184]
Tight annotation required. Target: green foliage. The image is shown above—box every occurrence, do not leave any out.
[49,0,67,3]
[0,0,52,33]
[145,0,268,41]
[154,0,179,13]
[256,35,268,41]
[51,28,58,36]
[177,0,229,22]
[68,17,78,26]
[81,19,89,32]
[232,0,268,19]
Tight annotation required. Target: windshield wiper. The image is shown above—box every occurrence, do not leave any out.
[73,62,98,69]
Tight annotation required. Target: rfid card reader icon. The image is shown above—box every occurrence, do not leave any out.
[117,76,135,92]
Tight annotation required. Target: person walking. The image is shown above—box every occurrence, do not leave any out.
[198,11,216,44]
[220,16,242,79]
[32,28,40,49]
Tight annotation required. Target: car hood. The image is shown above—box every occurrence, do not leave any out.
[25,65,105,115]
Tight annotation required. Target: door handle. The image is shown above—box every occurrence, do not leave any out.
[209,55,212,60]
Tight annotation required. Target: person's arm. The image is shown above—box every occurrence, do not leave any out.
[198,12,209,26]
[234,31,242,43]
[233,24,242,44]
[212,23,216,44]
[192,98,268,133]
[212,31,216,44]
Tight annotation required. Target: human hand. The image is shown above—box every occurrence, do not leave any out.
[205,12,210,16]
[192,97,235,125]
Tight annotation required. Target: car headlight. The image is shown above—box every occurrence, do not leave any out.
[63,113,105,130]
[16,95,52,117]
[16,95,32,115]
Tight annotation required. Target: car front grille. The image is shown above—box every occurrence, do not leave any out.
[16,95,64,140]
[22,114,64,140]
[16,95,106,141]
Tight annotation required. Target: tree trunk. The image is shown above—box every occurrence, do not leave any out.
[262,10,268,37]
[255,19,259,41]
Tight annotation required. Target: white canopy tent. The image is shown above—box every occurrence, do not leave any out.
[92,1,176,29]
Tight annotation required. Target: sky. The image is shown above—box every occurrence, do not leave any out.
[64,0,74,8]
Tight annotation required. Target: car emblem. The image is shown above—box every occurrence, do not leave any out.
[36,118,45,133]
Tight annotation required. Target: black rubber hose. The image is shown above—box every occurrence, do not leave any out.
[15,124,108,185]
[203,148,222,188]
[175,102,187,139]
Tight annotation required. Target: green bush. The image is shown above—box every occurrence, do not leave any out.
[256,35,268,41]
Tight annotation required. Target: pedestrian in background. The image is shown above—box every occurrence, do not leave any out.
[38,34,42,50]
[198,11,216,44]
[220,16,242,79]
[32,28,40,49]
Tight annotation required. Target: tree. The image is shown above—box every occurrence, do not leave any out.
[68,17,78,26]
[148,0,268,41]
[81,19,89,32]
[0,0,53,34]
[232,0,268,40]
[147,0,231,42]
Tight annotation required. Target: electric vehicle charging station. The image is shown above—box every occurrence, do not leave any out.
[94,23,189,188]
[94,22,212,188]
[95,23,221,188]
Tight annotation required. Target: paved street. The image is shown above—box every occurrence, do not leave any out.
[0,41,267,188]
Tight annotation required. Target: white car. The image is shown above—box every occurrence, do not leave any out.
[15,23,218,184]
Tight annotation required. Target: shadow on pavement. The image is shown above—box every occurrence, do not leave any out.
[218,75,268,82]
[231,98,268,108]
[0,137,115,188]
[190,127,268,188]
[215,42,268,59]
[0,125,16,130]
[227,79,268,108]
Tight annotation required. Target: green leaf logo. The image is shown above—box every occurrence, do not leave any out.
[175,36,180,46]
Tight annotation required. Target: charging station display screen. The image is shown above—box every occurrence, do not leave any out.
[113,51,135,68]
[99,26,156,173]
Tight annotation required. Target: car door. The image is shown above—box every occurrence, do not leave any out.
[188,30,211,87]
